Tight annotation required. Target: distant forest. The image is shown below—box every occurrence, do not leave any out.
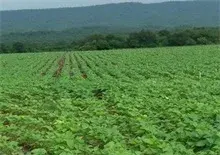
[1,27,219,53]
[1,1,219,53]
[1,1,219,33]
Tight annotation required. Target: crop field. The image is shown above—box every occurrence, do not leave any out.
[0,45,220,155]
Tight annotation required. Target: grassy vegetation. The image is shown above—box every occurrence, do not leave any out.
[0,45,220,154]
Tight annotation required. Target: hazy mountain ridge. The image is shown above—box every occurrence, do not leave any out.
[1,1,219,34]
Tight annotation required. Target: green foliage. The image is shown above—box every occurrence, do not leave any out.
[1,27,219,53]
[0,45,220,154]
[12,42,26,53]
[0,43,9,53]
[185,38,197,45]
[197,37,211,45]
[168,31,191,46]
[73,28,219,51]
[75,34,126,51]
[127,30,158,48]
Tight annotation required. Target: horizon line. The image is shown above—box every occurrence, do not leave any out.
[0,0,196,12]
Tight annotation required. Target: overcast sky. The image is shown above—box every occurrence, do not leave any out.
[0,0,190,10]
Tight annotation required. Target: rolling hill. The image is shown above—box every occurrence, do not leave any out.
[1,0,219,34]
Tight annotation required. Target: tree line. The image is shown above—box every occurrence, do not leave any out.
[1,27,219,53]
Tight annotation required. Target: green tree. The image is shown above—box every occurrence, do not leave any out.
[12,42,26,53]
[185,38,197,45]
[158,30,170,37]
[96,40,110,50]
[168,31,191,46]
[197,37,211,45]
[127,30,158,48]
[0,43,9,53]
